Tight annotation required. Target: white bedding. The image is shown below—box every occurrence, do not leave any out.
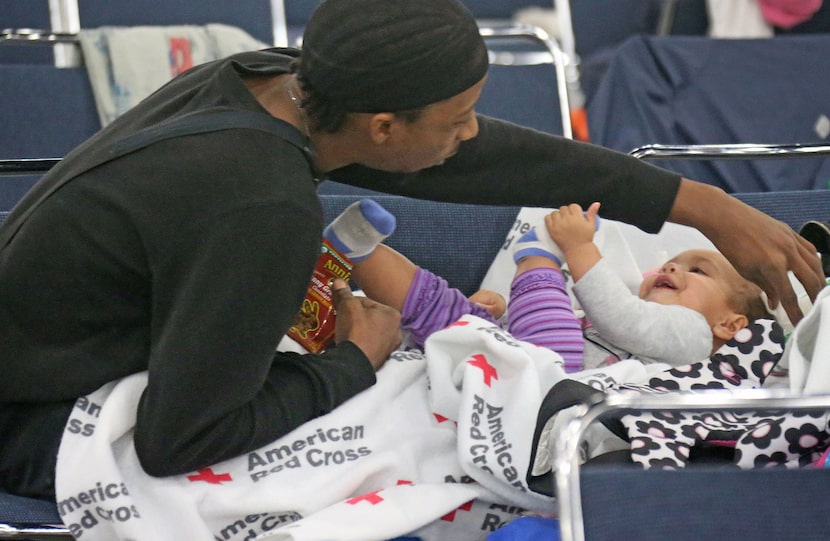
[55,315,662,541]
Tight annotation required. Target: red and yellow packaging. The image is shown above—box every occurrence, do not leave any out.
[287,239,354,353]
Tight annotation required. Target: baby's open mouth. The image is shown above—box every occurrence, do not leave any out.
[653,276,676,289]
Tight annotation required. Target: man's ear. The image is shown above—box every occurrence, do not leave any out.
[712,312,749,341]
[367,112,396,144]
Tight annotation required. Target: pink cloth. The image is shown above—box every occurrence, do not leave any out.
[759,0,823,29]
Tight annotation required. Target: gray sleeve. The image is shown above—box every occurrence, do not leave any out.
[572,259,713,365]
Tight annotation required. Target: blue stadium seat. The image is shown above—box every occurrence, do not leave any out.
[0,65,100,160]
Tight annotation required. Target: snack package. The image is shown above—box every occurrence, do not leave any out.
[287,239,354,353]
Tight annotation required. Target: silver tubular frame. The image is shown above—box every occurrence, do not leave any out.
[0,0,80,68]
[48,0,81,67]
[0,28,79,44]
[0,523,74,539]
[269,0,287,46]
[552,389,830,541]
[630,142,830,160]
[0,159,62,175]
[478,23,573,139]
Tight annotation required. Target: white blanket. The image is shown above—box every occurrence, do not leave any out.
[55,315,660,541]
[79,24,268,126]
[784,285,830,394]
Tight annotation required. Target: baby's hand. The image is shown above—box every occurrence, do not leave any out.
[545,202,600,255]
[469,289,506,320]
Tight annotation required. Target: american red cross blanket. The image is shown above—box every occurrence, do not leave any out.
[54,315,661,541]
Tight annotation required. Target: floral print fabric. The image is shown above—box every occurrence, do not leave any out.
[617,318,830,469]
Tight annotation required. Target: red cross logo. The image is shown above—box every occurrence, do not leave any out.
[441,500,474,521]
[448,320,470,328]
[347,490,384,506]
[434,413,459,427]
[168,37,194,76]
[186,468,232,485]
[468,354,498,386]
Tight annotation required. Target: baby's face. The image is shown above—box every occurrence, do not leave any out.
[638,249,743,326]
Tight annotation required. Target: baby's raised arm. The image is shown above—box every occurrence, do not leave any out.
[545,202,602,281]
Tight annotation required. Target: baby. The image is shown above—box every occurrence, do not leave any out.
[514,202,769,369]
[323,200,769,372]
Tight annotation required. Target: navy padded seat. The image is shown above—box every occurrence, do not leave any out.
[77,0,275,46]
[580,465,830,540]
[0,65,100,160]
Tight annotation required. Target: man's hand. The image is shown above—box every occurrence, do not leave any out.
[331,279,401,370]
[670,180,825,325]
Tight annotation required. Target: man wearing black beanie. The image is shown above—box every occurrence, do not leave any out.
[0,0,823,504]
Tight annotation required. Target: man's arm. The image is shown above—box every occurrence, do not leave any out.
[133,205,391,477]
[331,117,824,323]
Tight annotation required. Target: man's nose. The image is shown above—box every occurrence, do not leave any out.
[458,115,479,141]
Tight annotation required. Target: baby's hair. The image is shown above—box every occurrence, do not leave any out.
[731,281,771,323]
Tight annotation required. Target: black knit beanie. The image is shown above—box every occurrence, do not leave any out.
[300,0,489,112]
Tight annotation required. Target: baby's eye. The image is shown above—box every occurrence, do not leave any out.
[689,267,706,275]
